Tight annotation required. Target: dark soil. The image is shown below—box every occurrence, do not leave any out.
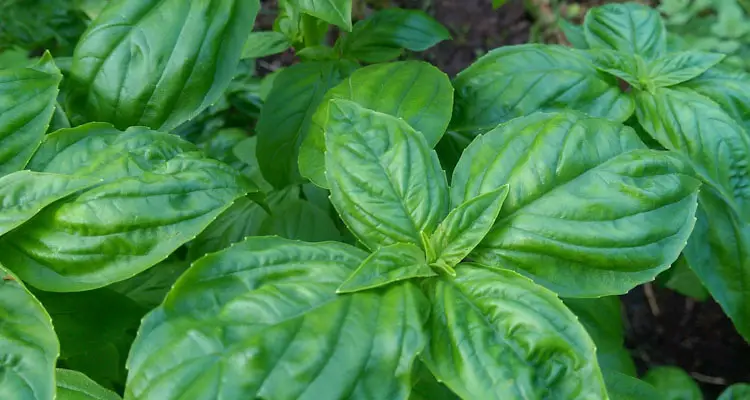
[255,1,750,397]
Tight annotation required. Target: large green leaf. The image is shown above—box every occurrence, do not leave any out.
[451,44,633,138]
[288,0,352,31]
[325,100,449,250]
[453,112,700,297]
[260,199,342,242]
[66,0,260,131]
[0,264,58,400]
[125,237,429,399]
[338,8,450,63]
[421,263,607,399]
[256,60,357,188]
[0,53,61,176]
[300,61,453,188]
[0,171,97,236]
[563,297,636,376]
[337,243,435,294]
[643,367,702,400]
[583,3,667,59]
[35,289,146,390]
[647,51,725,88]
[604,371,661,400]
[0,123,252,291]
[679,66,750,131]
[719,384,750,399]
[56,369,121,400]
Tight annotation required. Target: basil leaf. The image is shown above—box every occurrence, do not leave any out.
[589,49,645,89]
[109,259,188,309]
[56,369,121,400]
[559,19,589,49]
[66,0,260,131]
[451,45,633,138]
[125,237,429,399]
[563,297,637,376]
[647,51,725,88]
[679,66,750,131]
[288,0,352,31]
[660,255,708,301]
[0,52,61,176]
[719,384,750,400]
[583,3,667,59]
[421,264,607,399]
[300,61,453,188]
[242,31,291,59]
[430,185,509,268]
[0,264,58,400]
[325,100,449,250]
[338,8,450,63]
[260,198,342,242]
[453,112,700,297]
[337,243,436,294]
[410,361,459,400]
[256,60,357,188]
[604,371,661,400]
[0,171,98,236]
[0,123,252,291]
[643,367,702,400]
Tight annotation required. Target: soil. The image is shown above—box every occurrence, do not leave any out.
[255,1,750,397]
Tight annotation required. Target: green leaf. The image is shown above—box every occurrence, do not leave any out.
[324,100,449,250]
[0,123,252,291]
[643,367,703,400]
[288,0,352,31]
[409,361,459,400]
[242,31,291,59]
[337,243,436,293]
[300,61,453,188]
[0,52,62,176]
[66,0,260,131]
[719,384,750,400]
[421,263,607,399]
[604,371,662,400]
[451,44,633,138]
[589,49,646,90]
[256,60,357,188]
[56,369,122,400]
[338,8,450,63]
[679,66,750,132]
[0,264,58,400]
[35,289,146,391]
[429,185,508,268]
[453,112,700,297]
[584,3,667,59]
[0,171,98,236]
[260,198,342,242]
[109,259,188,309]
[559,19,589,49]
[125,237,429,399]
[563,297,637,376]
[297,45,338,61]
[231,136,273,192]
[647,51,725,88]
[660,255,708,301]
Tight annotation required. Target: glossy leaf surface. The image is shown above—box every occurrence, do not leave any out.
[451,44,633,138]
[453,112,700,297]
[325,100,449,250]
[584,3,666,59]
[337,243,435,293]
[421,264,607,399]
[680,66,750,131]
[300,61,453,188]
[0,264,58,400]
[288,0,352,30]
[125,237,429,400]
[647,51,725,88]
[0,53,61,175]
[56,369,122,400]
[66,0,260,131]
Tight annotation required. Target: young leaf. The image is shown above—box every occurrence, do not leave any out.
[0,264,58,400]
[56,369,122,400]
[300,61,453,188]
[584,3,667,59]
[719,384,750,400]
[588,49,646,90]
[647,51,725,88]
[0,52,61,176]
[125,237,429,399]
[420,264,607,399]
[0,171,98,236]
[324,100,449,250]
[337,243,436,294]
[338,8,450,63]
[260,198,342,242]
[66,0,260,131]
[288,0,352,31]
[643,367,703,400]
[453,112,700,297]
[680,66,750,131]
[559,19,589,49]
[450,45,633,137]
[256,60,357,188]
[604,371,662,400]
[242,31,291,59]
[0,124,253,291]
[429,185,509,268]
